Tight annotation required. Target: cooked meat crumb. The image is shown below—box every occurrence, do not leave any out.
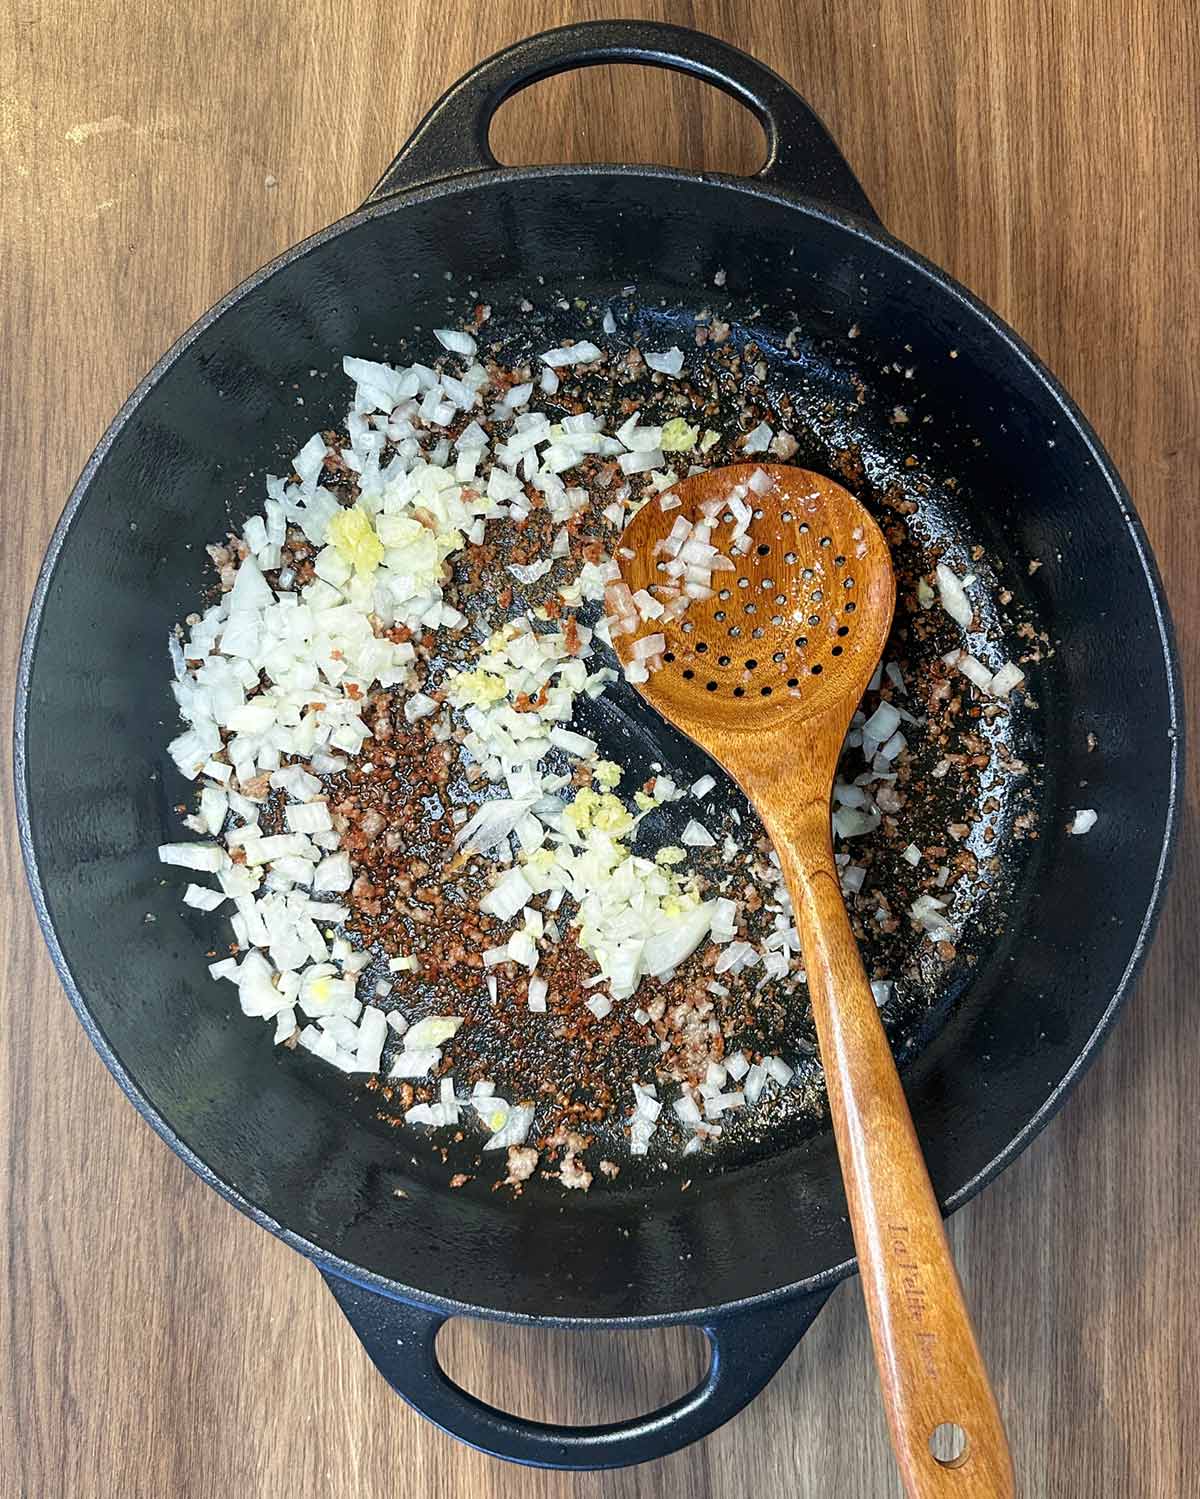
[505,1146,539,1184]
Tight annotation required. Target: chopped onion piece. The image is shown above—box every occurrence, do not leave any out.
[618,448,664,475]
[541,340,602,367]
[990,661,1026,697]
[741,421,773,454]
[725,1051,750,1081]
[765,1056,793,1087]
[433,328,477,357]
[456,797,538,856]
[389,1048,441,1079]
[673,1093,702,1126]
[946,651,994,692]
[483,1103,535,1150]
[183,883,225,911]
[286,801,332,835]
[862,701,901,744]
[641,900,715,978]
[644,347,684,376]
[832,807,880,838]
[743,1064,766,1105]
[406,1016,464,1050]
[506,929,538,968]
[480,867,534,922]
[404,692,439,722]
[935,563,974,628]
[549,726,597,757]
[158,842,228,873]
[632,1082,662,1121]
[313,851,352,892]
[631,632,666,661]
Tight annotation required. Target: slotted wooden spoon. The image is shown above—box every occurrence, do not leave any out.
[612,463,1014,1498]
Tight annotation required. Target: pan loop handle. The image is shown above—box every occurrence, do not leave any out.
[363,20,878,222]
[321,1268,831,1470]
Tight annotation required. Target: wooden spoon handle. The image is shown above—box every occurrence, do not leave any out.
[771,814,1015,1498]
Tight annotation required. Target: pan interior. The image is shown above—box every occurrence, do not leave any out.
[19,170,1176,1320]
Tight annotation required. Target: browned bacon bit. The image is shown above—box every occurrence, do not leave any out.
[552,1130,594,1193]
[512,685,550,714]
[504,1146,539,1186]
[237,771,272,802]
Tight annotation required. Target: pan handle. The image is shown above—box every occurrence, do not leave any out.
[363,20,877,221]
[321,1268,832,1470]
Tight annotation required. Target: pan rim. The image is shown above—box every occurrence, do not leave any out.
[13,162,1184,1325]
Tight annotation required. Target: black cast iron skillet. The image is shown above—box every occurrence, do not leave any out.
[15,21,1182,1472]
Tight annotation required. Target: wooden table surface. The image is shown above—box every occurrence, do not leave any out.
[3,2,1197,1495]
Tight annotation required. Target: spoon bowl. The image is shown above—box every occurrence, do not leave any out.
[612,463,894,744]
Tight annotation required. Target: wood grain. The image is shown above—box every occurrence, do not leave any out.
[2,2,1197,1496]
[615,466,1011,1496]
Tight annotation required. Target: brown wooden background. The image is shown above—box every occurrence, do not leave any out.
[3,2,1197,1495]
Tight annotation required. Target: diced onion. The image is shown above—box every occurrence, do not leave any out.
[947,651,994,692]
[183,883,226,911]
[541,341,603,367]
[862,701,901,744]
[644,347,684,376]
[631,633,666,661]
[434,328,477,357]
[990,661,1026,697]
[935,563,974,629]
[741,422,773,453]
[618,448,664,475]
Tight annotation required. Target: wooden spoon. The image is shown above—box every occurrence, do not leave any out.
[612,463,1014,1498]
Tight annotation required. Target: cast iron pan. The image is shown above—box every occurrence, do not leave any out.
[14,21,1182,1471]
